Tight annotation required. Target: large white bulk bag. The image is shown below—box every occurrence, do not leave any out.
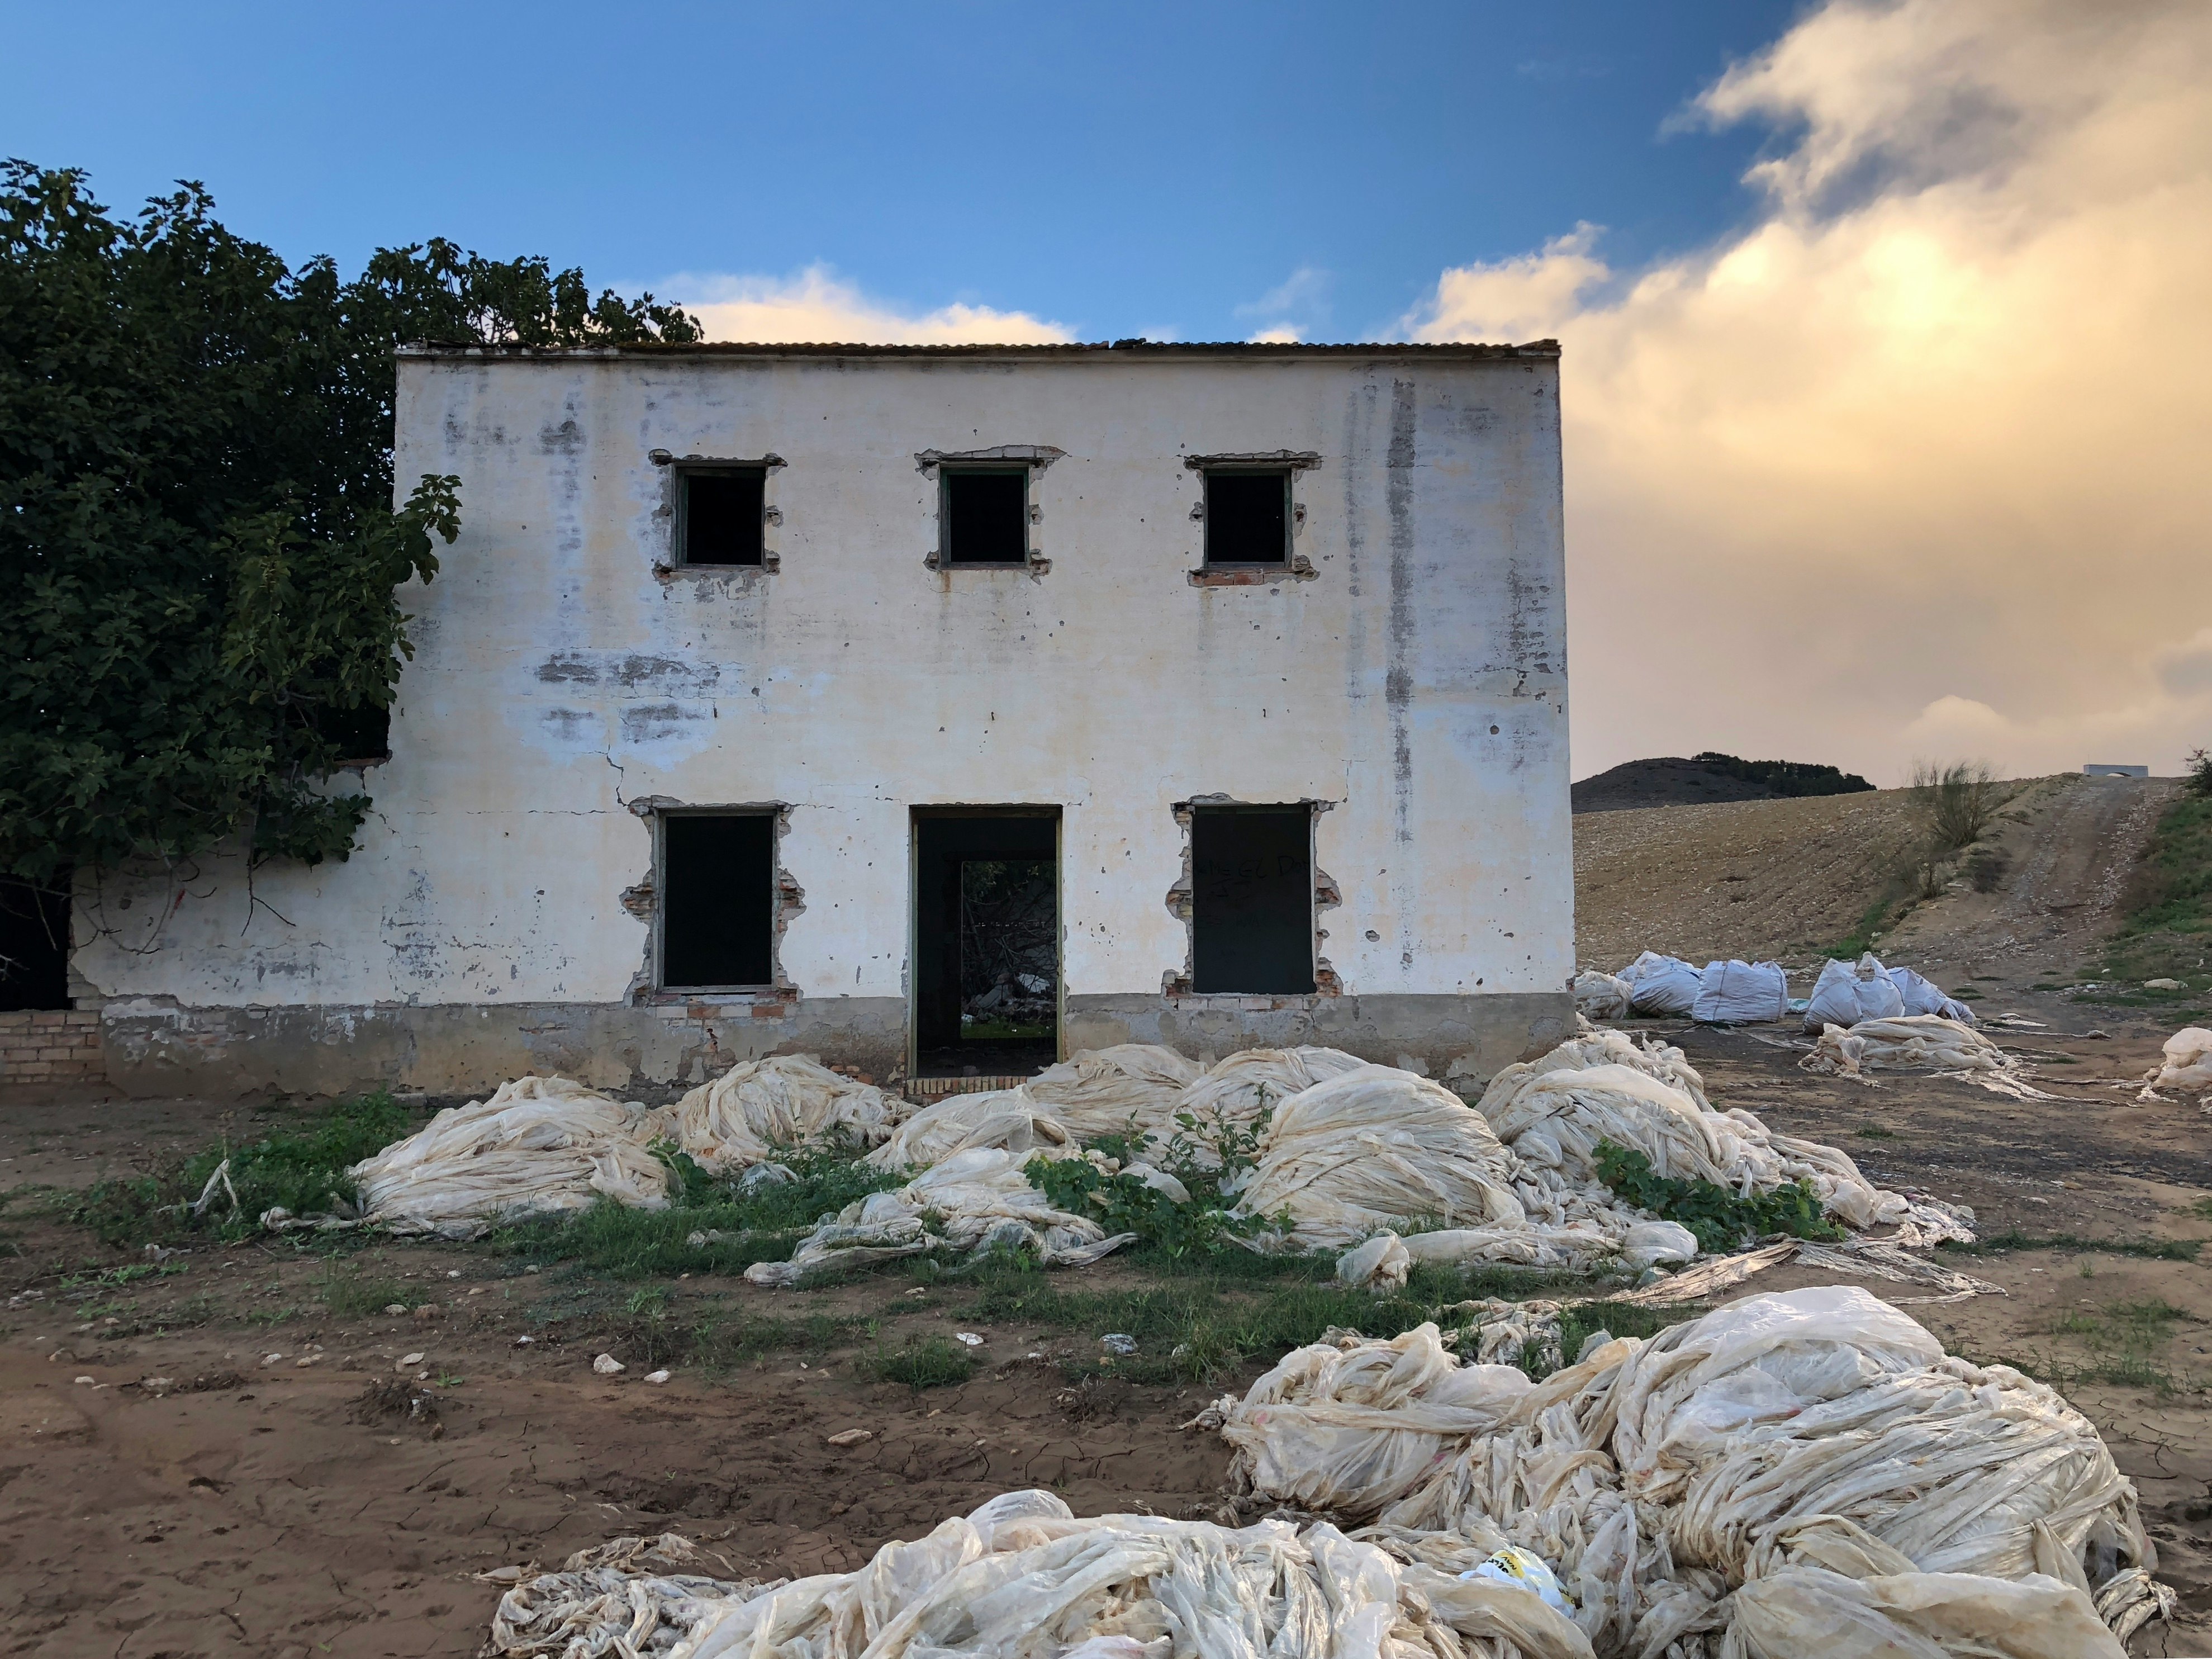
[1886,963,1978,1023]
[1618,950,1704,1017]
[1804,952,1906,1030]
[1690,959,1789,1024]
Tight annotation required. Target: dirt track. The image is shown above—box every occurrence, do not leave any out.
[1571,772,2175,977]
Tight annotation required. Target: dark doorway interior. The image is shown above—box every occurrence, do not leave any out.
[1191,807,1314,994]
[914,811,1058,1076]
[661,813,776,989]
[0,877,72,1012]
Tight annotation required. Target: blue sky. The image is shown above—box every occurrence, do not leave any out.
[4,0,1801,341]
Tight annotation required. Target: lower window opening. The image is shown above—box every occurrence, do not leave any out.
[661,814,775,989]
[0,876,72,1012]
[914,811,1058,1077]
[1191,806,1315,994]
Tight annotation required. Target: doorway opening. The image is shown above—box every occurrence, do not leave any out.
[913,809,1059,1078]
[0,877,72,1012]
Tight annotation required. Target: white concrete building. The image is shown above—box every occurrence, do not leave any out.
[81,341,1574,1096]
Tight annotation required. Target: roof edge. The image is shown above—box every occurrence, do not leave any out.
[393,339,1560,361]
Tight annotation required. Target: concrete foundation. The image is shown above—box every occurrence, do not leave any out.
[96,992,1572,1101]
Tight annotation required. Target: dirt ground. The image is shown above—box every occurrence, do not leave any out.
[1571,771,2174,974]
[4,771,2211,1656]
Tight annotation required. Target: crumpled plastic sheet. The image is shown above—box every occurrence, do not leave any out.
[863,1088,1074,1172]
[350,1076,674,1239]
[2138,1025,2212,1101]
[481,1533,766,1657]
[1571,970,1633,1021]
[1020,1043,1204,1140]
[1211,1286,2172,1656]
[1173,1046,1371,1141]
[743,1148,1135,1287]
[1800,1016,2015,1079]
[1237,1065,1528,1250]
[1333,1217,1698,1292]
[668,1055,908,1173]
[481,1489,1601,1659]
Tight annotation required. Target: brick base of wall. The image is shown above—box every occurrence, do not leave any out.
[1,1009,106,1087]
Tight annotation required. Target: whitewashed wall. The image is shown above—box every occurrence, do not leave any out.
[79,345,1573,1092]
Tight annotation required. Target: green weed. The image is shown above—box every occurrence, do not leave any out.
[1592,1143,1843,1254]
[316,1263,407,1319]
[1854,1126,1896,1139]
[68,1092,420,1248]
[870,1334,977,1390]
[1942,1233,2201,1261]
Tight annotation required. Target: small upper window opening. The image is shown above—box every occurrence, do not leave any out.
[1203,469,1290,566]
[679,468,766,567]
[942,469,1029,566]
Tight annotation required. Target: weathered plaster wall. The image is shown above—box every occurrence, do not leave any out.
[76,347,1573,1094]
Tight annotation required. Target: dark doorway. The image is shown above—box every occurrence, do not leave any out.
[914,810,1058,1076]
[1191,807,1314,993]
[0,877,72,1012]
[661,813,776,989]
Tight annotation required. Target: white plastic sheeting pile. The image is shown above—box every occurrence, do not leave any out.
[351,1076,673,1238]
[1174,1045,1369,1137]
[485,1488,1601,1659]
[482,1533,763,1657]
[670,1055,906,1173]
[1800,1015,2014,1079]
[743,1148,1134,1286]
[1687,959,1789,1025]
[1209,1287,2168,1656]
[863,1089,1072,1172]
[2139,1026,2212,1101]
[1570,970,1632,1021]
[1021,1043,1204,1139]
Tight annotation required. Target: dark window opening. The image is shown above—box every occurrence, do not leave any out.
[0,876,72,1012]
[1203,470,1290,566]
[311,703,391,765]
[680,470,766,567]
[914,811,1058,1076]
[1191,807,1314,993]
[661,814,775,989]
[942,470,1028,565]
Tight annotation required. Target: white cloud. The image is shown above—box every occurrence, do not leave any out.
[670,264,1075,345]
[1406,0,2212,784]
[1236,266,1332,343]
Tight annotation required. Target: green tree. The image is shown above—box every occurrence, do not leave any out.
[0,162,699,886]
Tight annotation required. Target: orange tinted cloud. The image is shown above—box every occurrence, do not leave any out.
[1408,0,2212,783]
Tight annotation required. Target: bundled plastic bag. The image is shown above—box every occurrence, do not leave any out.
[1571,970,1632,1021]
[1173,1045,1368,1136]
[1617,951,1703,1017]
[350,1076,673,1238]
[1689,959,1789,1025]
[1020,1044,1200,1140]
[1236,1064,1526,1249]
[2142,1026,2212,1097]
[668,1054,906,1172]
[1885,964,1979,1025]
[1803,954,1907,1031]
[864,1088,1072,1172]
[1802,1015,2012,1077]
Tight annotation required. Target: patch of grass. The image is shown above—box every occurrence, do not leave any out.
[1940,1233,2201,1261]
[559,1297,867,1371]
[1593,1143,1843,1254]
[2017,1297,2201,1395]
[870,1334,979,1390]
[68,1092,421,1249]
[1854,1125,1896,1139]
[1830,891,1907,960]
[944,1252,1603,1386]
[2188,1196,2212,1222]
[2096,795,2212,987]
[316,1263,408,1319]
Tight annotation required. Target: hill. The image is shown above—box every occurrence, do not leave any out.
[1573,752,1874,814]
